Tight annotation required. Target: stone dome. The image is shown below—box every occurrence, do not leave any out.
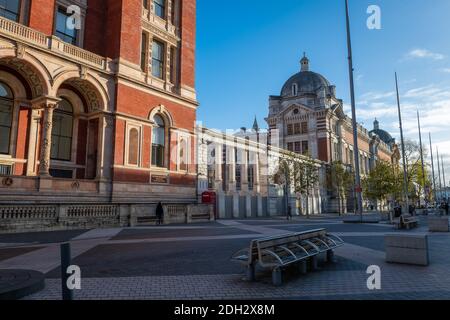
[280,55,333,97]
[370,119,395,145]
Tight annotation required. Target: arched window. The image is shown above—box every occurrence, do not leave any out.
[152,115,166,167]
[179,138,187,171]
[128,128,140,166]
[0,82,13,155]
[51,98,73,161]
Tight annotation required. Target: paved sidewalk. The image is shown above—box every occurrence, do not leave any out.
[1,216,448,300]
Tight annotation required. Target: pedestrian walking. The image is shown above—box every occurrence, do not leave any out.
[156,202,164,225]
[287,205,292,221]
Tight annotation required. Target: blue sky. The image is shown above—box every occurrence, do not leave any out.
[196,0,450,178]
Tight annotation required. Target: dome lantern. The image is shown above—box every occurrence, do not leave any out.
[300,53,310,72]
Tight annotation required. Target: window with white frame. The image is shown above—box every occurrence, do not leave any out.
[152,115,166,168]
[153,0,165,19]
[152,40,165,79]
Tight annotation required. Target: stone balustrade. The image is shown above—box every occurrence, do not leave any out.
[0,202,214,233]
[0,16,108,70]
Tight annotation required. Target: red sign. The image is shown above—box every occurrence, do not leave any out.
[202,191,217,204]
[355,186,363,193]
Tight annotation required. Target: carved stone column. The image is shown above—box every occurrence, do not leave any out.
[26,108,41,176]
[97,114,114,181]
[240,148,249,192]
[214,143,223,191]
[37,99,59,177]
[227,144,236,192]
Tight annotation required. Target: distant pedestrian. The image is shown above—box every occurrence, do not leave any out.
[409,204,416,216]
[156,202,164,225]
[394,205,402,218]
[287,206,292,221]
[444,202,449,216]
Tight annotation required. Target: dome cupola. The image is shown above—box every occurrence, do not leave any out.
[280,54,332,97]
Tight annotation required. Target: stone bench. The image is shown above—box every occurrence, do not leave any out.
[385,234,429,266]
[428,217,449,232]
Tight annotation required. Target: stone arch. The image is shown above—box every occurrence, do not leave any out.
[0,46,51,98]
[56,87,85,116]
[0,70,28,100]
[148,104,174,127]
[52,70,107,113]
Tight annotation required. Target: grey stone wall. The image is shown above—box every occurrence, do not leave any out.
[0,203,214,233]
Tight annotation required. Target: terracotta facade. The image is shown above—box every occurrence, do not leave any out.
[0,0,199,205]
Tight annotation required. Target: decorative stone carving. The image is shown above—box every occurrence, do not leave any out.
[71,181,80,190]
[66,78,102,112]
[0,58,45,98]
[104,116,114,128]
[2,177,13,187]
[37,101,58,177]
[15,43,26,59]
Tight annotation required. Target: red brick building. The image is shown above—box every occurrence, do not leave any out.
[0,0,207,231]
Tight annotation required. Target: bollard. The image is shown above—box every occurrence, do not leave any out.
[246,264,256,282]
[326,250,335,263]
[60,242,73,301]
[309,256,318,271]
[272,268,282,286]
[299,260,307,275]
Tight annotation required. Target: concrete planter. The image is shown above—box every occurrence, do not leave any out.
[428,217,450,232]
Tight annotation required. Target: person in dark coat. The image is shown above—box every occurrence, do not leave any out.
[287,206,292,221]
[444,202,449,216]
[156,202,164,225]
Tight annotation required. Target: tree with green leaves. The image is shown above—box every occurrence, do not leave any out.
[362,161,402,211]
[399,139,431,205]
[273,153,319,217]
[329,161,354,215]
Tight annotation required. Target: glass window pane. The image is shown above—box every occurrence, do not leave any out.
[0,0,20,22]
[58,137,72,160]
[0,126,10,154]
[51,115,62,135]
[0,107,12,126]
[51,136,59,159]
[0,83,12,98]
[56,12,67,32]
[152,127,165,146]
[51,99,73,161]
[58,99,73,113]
[60,115,73,137]
[152,41,164,78]
[154,0,165,18]
[55,8,78,45]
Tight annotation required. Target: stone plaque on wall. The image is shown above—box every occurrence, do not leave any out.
[151,175,169,184]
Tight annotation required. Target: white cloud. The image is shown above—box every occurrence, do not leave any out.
[405,49,445,60]
[441,68,450,73]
